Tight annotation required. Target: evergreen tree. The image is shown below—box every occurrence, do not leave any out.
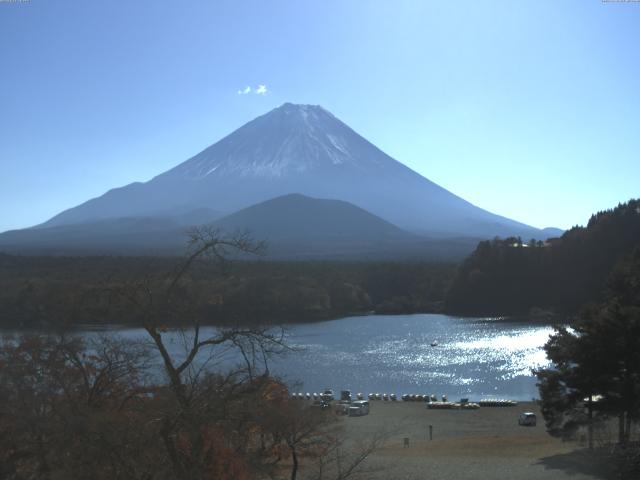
[536,248,640,446]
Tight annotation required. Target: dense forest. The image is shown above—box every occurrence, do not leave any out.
[0,252,455,328]
[445,199,640,316]
[2,199,638,328]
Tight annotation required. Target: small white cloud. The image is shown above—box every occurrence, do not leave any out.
[237,84,269,96]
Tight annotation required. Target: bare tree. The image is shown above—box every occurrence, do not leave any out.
[98,227,301,478]
[305,426,391,480]
[0,227,389,480]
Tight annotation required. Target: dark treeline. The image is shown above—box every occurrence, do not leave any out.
[445,199,640,316]
[0,253,455,328]
[3,198,638,327]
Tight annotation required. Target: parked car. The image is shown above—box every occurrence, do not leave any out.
[518,412,537,426]
[348,400,370,416]
[351,400,370,414]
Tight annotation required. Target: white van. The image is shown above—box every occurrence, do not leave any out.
[518,412,537,426]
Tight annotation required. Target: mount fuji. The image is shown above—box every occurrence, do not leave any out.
[0,103,560,256]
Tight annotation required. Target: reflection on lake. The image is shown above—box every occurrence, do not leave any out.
[269,314,555,400]
[5,314,557,401]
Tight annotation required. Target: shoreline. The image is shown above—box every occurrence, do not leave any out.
[0,310,562,332]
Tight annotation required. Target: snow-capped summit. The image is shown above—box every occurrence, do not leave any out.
[36,103,547,240]
[166,103,388,180]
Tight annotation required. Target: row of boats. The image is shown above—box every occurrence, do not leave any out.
[428,401,480,409]
[290,390,518,407]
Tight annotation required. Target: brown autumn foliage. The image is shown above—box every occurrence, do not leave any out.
[0,229,384,479]
[0,334,349,480]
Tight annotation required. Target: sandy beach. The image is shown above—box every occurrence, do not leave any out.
[339,401,615,480]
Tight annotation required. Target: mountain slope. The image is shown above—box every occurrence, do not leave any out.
[0,194,479,260]
[211,193,424,258]
[214,193,416,243]
[0,208,222,255]
[37,103,553,240]
[0,217,188,255]
[0,194,409,255]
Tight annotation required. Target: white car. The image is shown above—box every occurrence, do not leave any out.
[518,412,537,426]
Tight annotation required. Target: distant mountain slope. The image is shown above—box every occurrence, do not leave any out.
[35,103,555,241]
[211,193,440,259]
[214,193,416,243]
[0,217,186,255]
[0,208,221,255]
[541,227,564,238]
[0,194,482,260]
[445,199,640,316]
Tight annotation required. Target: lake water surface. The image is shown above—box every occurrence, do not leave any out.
[269,314,554,400]
[27,314,555,401]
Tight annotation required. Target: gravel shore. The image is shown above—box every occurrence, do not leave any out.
[340,401,614,480]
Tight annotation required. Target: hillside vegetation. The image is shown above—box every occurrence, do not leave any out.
[445,199,640,316]
[0,255,454,328]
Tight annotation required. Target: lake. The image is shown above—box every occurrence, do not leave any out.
[269,314,555,401]
[16,314,555,401]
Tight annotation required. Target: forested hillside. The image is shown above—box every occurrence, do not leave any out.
[0,254,454,328]
[445,199,640,316]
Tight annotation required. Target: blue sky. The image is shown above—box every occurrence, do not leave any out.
[1,0,638,232]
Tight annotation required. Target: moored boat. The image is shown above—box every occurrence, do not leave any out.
[427,401,457,409]
[478,399,518,407]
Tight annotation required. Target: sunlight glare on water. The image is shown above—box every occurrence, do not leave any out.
[270,314,557,400]
[23,314,558,401]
